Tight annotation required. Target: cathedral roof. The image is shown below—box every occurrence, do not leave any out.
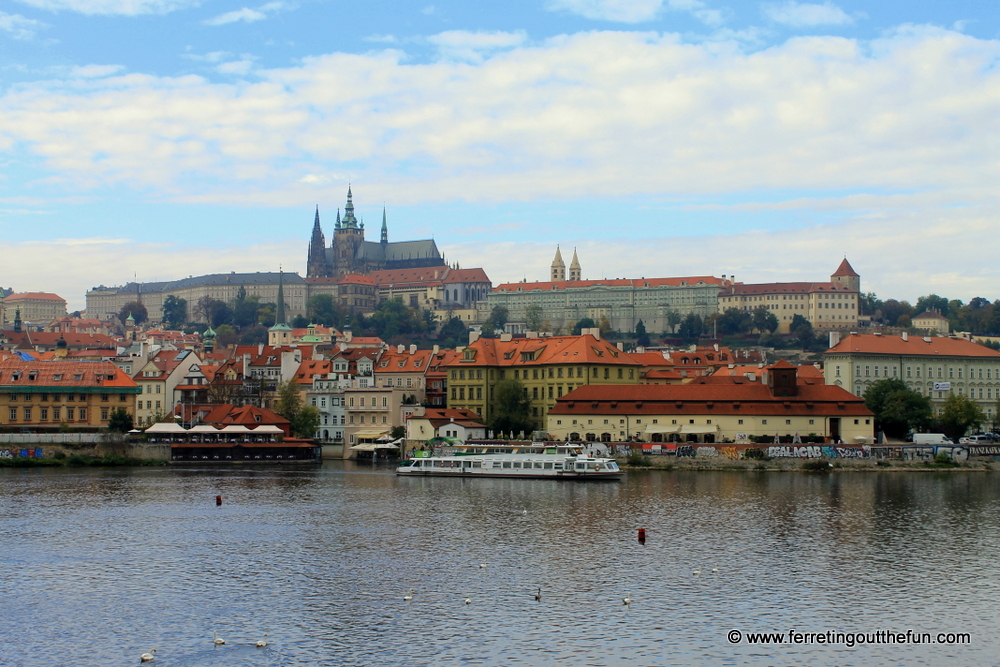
[832,258,859,277]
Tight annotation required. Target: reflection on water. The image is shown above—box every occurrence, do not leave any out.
[2,463,999,666]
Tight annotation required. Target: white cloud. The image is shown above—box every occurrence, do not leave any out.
[364,34,397,44]
[427,30,527,61]
[216,58,255,75]
[69,64,125,78]
[203,7,265,25]
[762,1,855,27]
[0,28,998,230]
[0,10,45,39]
[13,0,198,16]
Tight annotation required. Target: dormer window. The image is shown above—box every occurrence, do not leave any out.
[12,372,21,381]
[27,372,37,381]
[74,374,83,380]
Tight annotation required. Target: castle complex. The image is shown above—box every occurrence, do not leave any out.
[306,187,446,278]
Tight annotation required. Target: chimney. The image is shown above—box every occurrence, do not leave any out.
[432,344,439,355]
[829,331,841,348]
[500,333,513,342]
[616,342,624,351]
[409,344,417,355]
[258,343,264,355]
[902,331,908,342]
[398,343,405,353]
[713,343,719,352]
[468,330,481,345]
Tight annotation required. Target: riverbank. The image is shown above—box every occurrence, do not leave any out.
[620,456,994,472]
[0,453,167,468]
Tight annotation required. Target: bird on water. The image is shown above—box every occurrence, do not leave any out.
[534,587,542,601]
[404,589,414,601]
[140,649,156,662]
[623,592,631,605]
[213,630,226,645]
[465,595,471,605]
[255,634,268,648]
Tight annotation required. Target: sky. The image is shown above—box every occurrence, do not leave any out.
[1,0,998,311]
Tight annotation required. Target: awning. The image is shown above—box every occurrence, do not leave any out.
[679,424,719,435]
[350,443,378,451]
[188,424,220,433]
[353,430,389,441]
[375,443,399,449]
[643,425,680,434]
[250,425,284,434]
[220,425,252,433]
[144,422,188,434]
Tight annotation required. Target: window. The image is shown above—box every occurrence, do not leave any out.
[762,419,768,425]
[101,408,109,421]
[23,408,32,421]
[738,419,743,425]
[9,408,16,421]
[66,408,74,420]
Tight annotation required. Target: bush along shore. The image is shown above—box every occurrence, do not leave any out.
[0,452,168,468]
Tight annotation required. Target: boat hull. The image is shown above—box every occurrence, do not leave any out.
[396,468,623,480]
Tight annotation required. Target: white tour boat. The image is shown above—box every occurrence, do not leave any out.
[396,442,624,480]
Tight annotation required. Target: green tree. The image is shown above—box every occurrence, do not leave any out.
[439,316,468,344]
[306,293,341,327]
[716,308,752,335]
[390,425,406,440]
[665,310,682,335]
[274,380,303,421]
[526,305,544,332]
[214,324,238,347]
[572,317,597,335]
[291,314,309,329]
[751,306,779,334]
[161,295,187,329]
[791,314,814,348]
[239,325,268,345]
[118,301,148,326]
[677,313,703,341]
[880,299,913,327]
[915,294,949,317]
[291,406,321,439]
[107,407,134,433]
[859,292,883,317]
[634,319,651,347]
[863,379,932,439]
[486,305,509,333]
[232,288,262,328]
[939,392,986,441]
[489,378,533,436]
[256,303,277,327]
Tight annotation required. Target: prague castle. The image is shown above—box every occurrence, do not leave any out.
[306,187,445,278]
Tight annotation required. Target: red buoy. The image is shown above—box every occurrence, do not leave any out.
[637,528,646,545]
[216,495,222,506]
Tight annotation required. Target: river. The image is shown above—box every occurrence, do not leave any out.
[2,463,998,666]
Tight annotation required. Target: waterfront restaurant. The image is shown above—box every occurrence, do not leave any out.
[546,361,874,444]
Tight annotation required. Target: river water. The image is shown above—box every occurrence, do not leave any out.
[2,463,999,667]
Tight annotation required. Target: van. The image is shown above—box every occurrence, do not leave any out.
[912,433,953,445]
[960,435,993,445]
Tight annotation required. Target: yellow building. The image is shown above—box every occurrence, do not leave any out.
[444,331,642,430]
[2,292,68,327]
[0,360,139,429]
[911,310,950,335]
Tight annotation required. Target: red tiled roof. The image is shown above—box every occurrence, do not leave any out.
[722,282,854,296]
[494,276,724,292]
[0,360,139,389]
[825,333,1000,358]
[5,292,66,301]
[449,335,641,368]
[832,258,859,277]
[376,349,433,374]
[913,311,949,321]
[441,268,490,284]
[295,359,334,383]
[550,382,870,417]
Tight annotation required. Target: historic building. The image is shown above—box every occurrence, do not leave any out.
[824,332,1000,425]
[547,361,873,444]
[718,259,861,334]
[306,187,445,278]
[2,292,67,327]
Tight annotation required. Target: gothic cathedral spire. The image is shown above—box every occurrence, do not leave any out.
[381,207,388,245]
[569,248,581,281]
[306,206,330,278]
[551,246,566,282]
[275,268,286,326]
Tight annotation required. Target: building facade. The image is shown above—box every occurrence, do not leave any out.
[824,332,1000,423]
[718,259,861,334]
[547,361,873,443]
[0,360,139,429]
[2,292,67,326]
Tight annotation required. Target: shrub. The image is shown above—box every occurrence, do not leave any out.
[626,453,652,467]
[802,459,833,471]
[876,460,891,467]
[934,452,958,467]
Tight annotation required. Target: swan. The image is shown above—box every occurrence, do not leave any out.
[464,595,471,605]
[711,565,719,573]
[522,508,527,515]
[213,630,225,645]
[403,589,414,601]
[255,633,268,648]
[479,563,487,569]
[622,592,631,605]
[534,587,542,601]
[693,568,701,576]
[140,649,156,662]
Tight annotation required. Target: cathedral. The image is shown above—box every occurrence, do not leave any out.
[306,187,446,278]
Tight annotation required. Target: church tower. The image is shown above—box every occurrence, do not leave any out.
[380,208,388,246]
[332,186,365,275]
[569,248,581,281]
[306,206,330,278]
[551,247,566,282]
[831,258,860,293]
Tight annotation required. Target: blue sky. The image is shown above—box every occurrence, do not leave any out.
[1,0,999,309]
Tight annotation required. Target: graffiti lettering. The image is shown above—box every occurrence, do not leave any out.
[676,446,696,458]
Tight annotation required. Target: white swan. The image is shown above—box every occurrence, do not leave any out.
[522,508,527,515]
[479,563,487,569]
[255,633,268,648]
[213,630,226,645]
[140,649,156,662]
[711,565,719,573]
[403,589,414,601]
[693,568,701,576]
[534,587,542,601]
[622,592,631,605]
[464,595,471,605]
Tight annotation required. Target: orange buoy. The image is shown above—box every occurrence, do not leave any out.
[216,495,222,506]
[637,528,646,545]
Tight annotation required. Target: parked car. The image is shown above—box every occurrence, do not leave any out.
[960,435,993,445]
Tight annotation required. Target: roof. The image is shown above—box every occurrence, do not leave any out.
[306,274,377,286]
[376,349,434,374]
[0,360,140,390]
[295,359,334,384]
[825,333,1000,358]
[441,268,491,284]
[494,276,725,293]
[87,272,305,296]
[549,382,871,417]
[408,408,486,429]
[913,311,949,321]
[721,282,855,296]
[5,292,66,302]
[832,258,859,277]
[448,334,642,368]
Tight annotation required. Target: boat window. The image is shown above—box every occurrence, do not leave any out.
[463,460,472,467]
[576,463,586,470]
[534,462,544,469]
[544,462,553,469]
[512,462,521,468]
[608,462,618,470]
[554,463,563,470]
[492,462,501,468]
[473,462,481,468]
[411,460,421,467]
[503,462,512,468]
